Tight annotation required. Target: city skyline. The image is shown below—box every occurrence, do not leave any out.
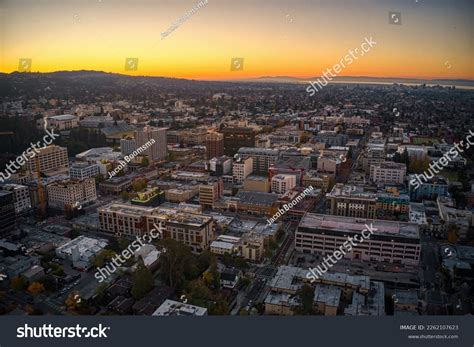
[1,0,473,80]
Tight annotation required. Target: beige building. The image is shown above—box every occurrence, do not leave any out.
[233,157,253,184]
[46,114,78,130]
[135,126,167,162]
[26,145,68,175]
[165,185,199,202]
[271,174,296,194]
[98,203,214,253]
[370,161,406,185]
[47,178,97,210]
[199,178,223,209]
[243,175,270,193]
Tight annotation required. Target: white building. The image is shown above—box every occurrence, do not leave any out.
[55,235,108,269]
[1,184,31,214]
[69,162,100,180]
[233,157,253,184]
[271,174,297,194]
[46,114,78,130]
[369,161,406,185]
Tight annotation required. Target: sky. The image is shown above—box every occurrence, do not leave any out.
[0,0,473,80]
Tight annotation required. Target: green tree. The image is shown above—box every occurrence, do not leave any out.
[131,261,153,299]
[141,157,149,167]
[295,284,314,315]
[10,276,28,292]
[94,249,117,267]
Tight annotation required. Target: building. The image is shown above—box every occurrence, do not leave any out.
[235,191,279,216]
[55,235,108,270]
[0,190,16,235]
[199,178,224,209]
[408,175,449,201]
[221,127,256,156]
[233,157,253,184]
[69,162,100,180]
[205,132,224,159]
[296,213,421,266]
[98,203,214,253]
[370,161,406,185]
[209,156,232,176]
[243,175,270,193]
[152,299,208,316]
[25,145,69,175]
[237,148,279,174]
[46,114,78,130]
[99,177,132,195]
[302,171,334,193]
[46,178,97,210]
[327,184,377,218]
[135,126,167,161]
[131,188,165,207]
[315,131,348,146]
[271,174,297,194]
[313,285,341,315]
[165,185,199,202]
[1,184,31,215]
[120,138,136,156]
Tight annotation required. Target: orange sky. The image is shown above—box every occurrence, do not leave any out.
[1,0,473,80]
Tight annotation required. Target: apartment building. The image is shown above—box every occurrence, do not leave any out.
[221,127,256,156]
[296,213,421,266]
[370,161,406,185]
[233,157,253,184]
[0,191,16,235]
[26,145,69,175]
[120,138,136,156]
[47,178,97,210]
[271,174,297,194]
[327,184,377,219]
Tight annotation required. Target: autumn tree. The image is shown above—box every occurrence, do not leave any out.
[27,282,45,296]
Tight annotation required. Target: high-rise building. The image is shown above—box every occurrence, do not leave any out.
[26,145,68,175]
[221,127,256,156]
[135,126,167,162]
[205,132,224,159]
[0,191,16,235]
[69,162,100,180]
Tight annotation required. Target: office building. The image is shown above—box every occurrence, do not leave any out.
[46,114,78,130]
[120,138,136,156]
[408,175,449,201]
[296,213,421,266]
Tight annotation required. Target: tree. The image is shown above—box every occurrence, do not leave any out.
[93,249,117,267]
[159,239,198,289]
[10,276,28,292]
[121,191,130,201]
[141,157,149,167]
[27,282,45,296]
[295,284,314,315]
[131,261,153,299]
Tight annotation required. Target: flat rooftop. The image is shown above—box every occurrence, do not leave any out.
[298,213,420,239]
